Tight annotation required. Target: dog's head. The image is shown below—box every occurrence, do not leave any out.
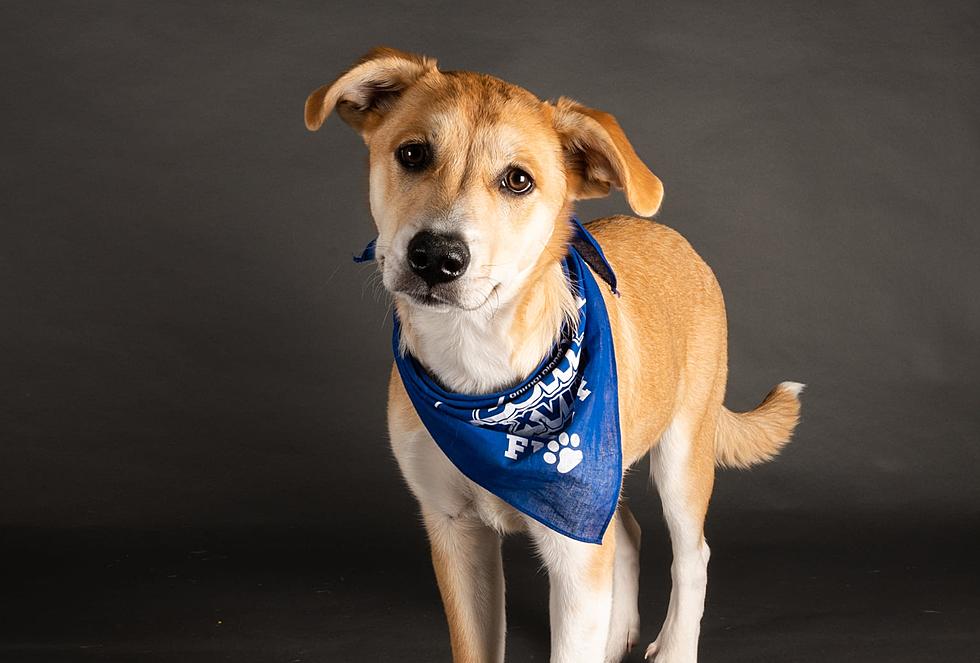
[306,47,662,313]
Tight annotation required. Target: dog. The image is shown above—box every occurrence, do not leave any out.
[305,47,803,663]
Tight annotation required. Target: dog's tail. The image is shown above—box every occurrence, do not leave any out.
[714,381,804,469]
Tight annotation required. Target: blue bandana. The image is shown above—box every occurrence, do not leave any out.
[358,219,622,544]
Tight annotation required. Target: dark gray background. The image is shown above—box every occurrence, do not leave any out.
[2,1,978,661]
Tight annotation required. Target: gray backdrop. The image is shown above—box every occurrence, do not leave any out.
[2,1,978,661]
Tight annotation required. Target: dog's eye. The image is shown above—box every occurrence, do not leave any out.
[396,142,430,170]
[501,167,534,195]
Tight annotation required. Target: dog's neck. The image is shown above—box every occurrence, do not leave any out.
[396,245,576,395]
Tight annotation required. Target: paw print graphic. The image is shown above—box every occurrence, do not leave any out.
[543,432,583,474]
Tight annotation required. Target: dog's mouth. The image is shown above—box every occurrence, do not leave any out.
[396,282,500,312]
[407,290,453,308]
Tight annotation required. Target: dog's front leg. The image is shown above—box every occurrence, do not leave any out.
[529,519,616,663]
[424,509,506,663]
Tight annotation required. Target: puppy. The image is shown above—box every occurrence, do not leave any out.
[305,47,802,663]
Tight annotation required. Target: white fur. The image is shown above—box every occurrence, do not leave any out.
[400,298,526,394]
[390,425,524,536]
[528,520,614,663]
[605,510,642,663]
[780,381,806,397]
[646,419,710,663]
[394,257,575,394]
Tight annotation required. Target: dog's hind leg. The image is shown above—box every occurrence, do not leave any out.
[645,416,716,663]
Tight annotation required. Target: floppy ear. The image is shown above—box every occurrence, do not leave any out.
[304,47,437,137]
[552,97,664,217]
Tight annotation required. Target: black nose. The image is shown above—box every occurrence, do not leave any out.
[406,231,470,286]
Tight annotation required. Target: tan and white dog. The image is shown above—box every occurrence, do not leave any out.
[305,47,803,663]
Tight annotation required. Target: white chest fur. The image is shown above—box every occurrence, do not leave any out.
[402,304,523,394]
[390,426,526,533]
[397,262,574,395]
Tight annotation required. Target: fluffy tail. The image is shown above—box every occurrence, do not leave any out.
[715,381,804,469]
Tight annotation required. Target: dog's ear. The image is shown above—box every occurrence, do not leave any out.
[552,97,664,217]
[304,47,437,137]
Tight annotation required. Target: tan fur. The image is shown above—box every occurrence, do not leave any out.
[429,541,479,662]
[586,513,617,590]
[427,516,505,663]
[715,383,803,469]
[307,47,803,663]
[506,200,577,372]
[552,99,664,216]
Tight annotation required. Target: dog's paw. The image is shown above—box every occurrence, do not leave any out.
[645,634,697,663]
[542,432,583,473]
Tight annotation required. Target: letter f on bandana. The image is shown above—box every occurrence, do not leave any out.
[383,219,622,544]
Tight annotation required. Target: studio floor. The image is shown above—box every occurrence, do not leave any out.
[3,508,976,663]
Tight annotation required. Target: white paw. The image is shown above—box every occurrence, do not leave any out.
[645,636,696,663]
[542,432,583,473]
